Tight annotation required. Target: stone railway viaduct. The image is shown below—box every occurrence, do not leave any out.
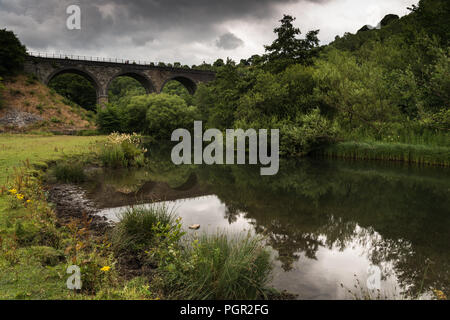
[24,54,216,106]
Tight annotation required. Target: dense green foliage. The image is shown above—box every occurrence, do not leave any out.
[93,0,449,161]
[145,94,198,139]
[194,0,449,157]
[162,80,193,105]
[0,29,27,76]
[108,76,146,105]
[98,93,198,138]
[48,74,97,112]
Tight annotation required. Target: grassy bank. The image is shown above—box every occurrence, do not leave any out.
[112,206,273,300]
[0,134,107,299]
[0,133,168,299]
[319,141,450,167]
[0,133,274,300]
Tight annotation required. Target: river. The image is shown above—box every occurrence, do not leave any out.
[80,147,450,299]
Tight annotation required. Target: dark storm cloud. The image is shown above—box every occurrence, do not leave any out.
[0,0,414,64]
[0,0,305,49]
[216,32,244,50]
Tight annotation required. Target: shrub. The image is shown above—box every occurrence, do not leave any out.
[280,108,339,156]
[158,233,272,300]
[96,105,124,134]
[52,161,86,183]
[144,93,198,139]
[122,98,149,133]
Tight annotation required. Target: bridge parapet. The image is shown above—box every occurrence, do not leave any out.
[24,53,215,106]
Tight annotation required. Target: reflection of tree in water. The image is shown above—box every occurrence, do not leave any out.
[256,223,321,271]
[224,202,242,224]
[197,160,450,297]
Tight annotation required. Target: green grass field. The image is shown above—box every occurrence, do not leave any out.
[0,134,105,185]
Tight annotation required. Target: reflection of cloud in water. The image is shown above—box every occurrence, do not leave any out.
[97,195,412,299]
[269,225,405,299]
[98,195,255,233]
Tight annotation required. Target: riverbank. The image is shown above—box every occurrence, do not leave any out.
[1,133,448,300]
[0,133,278,300]
[319,141,450,167]
[0,134,142,299]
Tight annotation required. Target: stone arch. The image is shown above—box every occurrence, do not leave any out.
[106,72,156,95]
[45,67,102,105]
[161,76,197,95]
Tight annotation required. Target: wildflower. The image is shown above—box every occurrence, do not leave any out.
[9,189,17,194]
[26,200,31,203]
[100,266,111,272]
[16,194,24,200]
[434,289,447,300]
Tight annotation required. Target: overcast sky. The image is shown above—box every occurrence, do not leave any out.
[0,0,418,65]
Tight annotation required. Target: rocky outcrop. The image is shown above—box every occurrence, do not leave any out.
[0,109,43,128]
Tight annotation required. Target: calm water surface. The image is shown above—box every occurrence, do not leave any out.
[82,154,450,299]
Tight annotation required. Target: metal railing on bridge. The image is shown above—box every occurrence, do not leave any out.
[27,51,180,68]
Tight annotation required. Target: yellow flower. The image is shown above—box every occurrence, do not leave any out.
[16,194,24,200]
[100,266,111,272]
[434,289,447,300]
[9,189,17,194]
[26,200,31,203]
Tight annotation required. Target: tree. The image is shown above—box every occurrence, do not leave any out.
[213,59,225,67]
[145,93,198,140]
[0,29,27,76]
[264,15,320,72]
[162,80,194,106]
[108,76,146,106]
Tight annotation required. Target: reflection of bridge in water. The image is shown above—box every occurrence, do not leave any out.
[87,173,213,209]
[24,52,216,106]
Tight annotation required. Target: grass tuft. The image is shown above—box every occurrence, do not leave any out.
[52,161,86,183]
[111,205,176,255]
[320,141,450,166]
[160,233,273,300]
